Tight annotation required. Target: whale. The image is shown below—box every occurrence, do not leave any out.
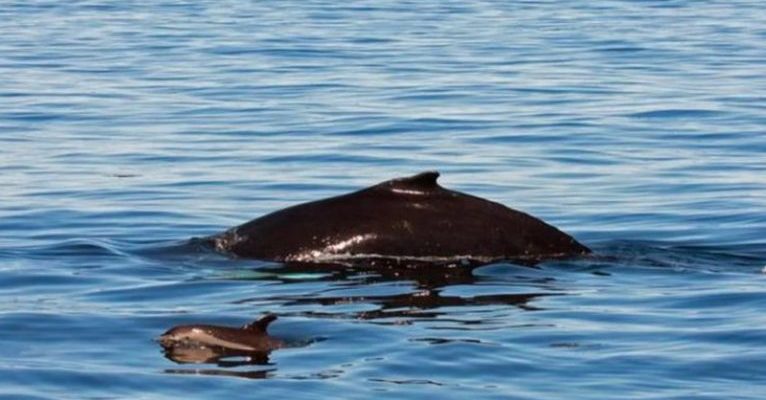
[209,171,589,266]
[158,314,284,364]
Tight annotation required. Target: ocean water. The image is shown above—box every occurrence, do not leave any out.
[2,1,766,399]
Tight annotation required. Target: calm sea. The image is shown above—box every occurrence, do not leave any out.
[1,1,765,399]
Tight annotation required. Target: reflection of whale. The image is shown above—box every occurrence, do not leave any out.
[158,314,283,365]
[282,289,552,320]
[231,262,558,321]
[209,171,589,266]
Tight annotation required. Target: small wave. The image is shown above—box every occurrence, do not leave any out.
[6,239,126,258]
[627,109,726,119]
[586,240,765,273]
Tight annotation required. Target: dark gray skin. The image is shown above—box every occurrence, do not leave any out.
[210,171,589,265]
[158,314,284,364]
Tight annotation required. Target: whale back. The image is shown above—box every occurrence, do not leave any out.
[212,172,589,264]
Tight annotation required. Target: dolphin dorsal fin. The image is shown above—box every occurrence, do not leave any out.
[243,314,278,332]
[379,171,441,194]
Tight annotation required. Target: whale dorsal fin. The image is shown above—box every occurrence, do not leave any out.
[398,171,440,186]
[377,171,441,194]
[243,314,277,332]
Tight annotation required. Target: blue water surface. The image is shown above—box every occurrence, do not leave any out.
[1,1,766,399]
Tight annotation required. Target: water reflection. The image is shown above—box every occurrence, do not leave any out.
[279,289,551,320]
[161,345,272,366]
[233,261,557,319]
[250,260,482,288]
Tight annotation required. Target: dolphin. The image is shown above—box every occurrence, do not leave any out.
[209,171,589,265]
[158,314,284,364]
